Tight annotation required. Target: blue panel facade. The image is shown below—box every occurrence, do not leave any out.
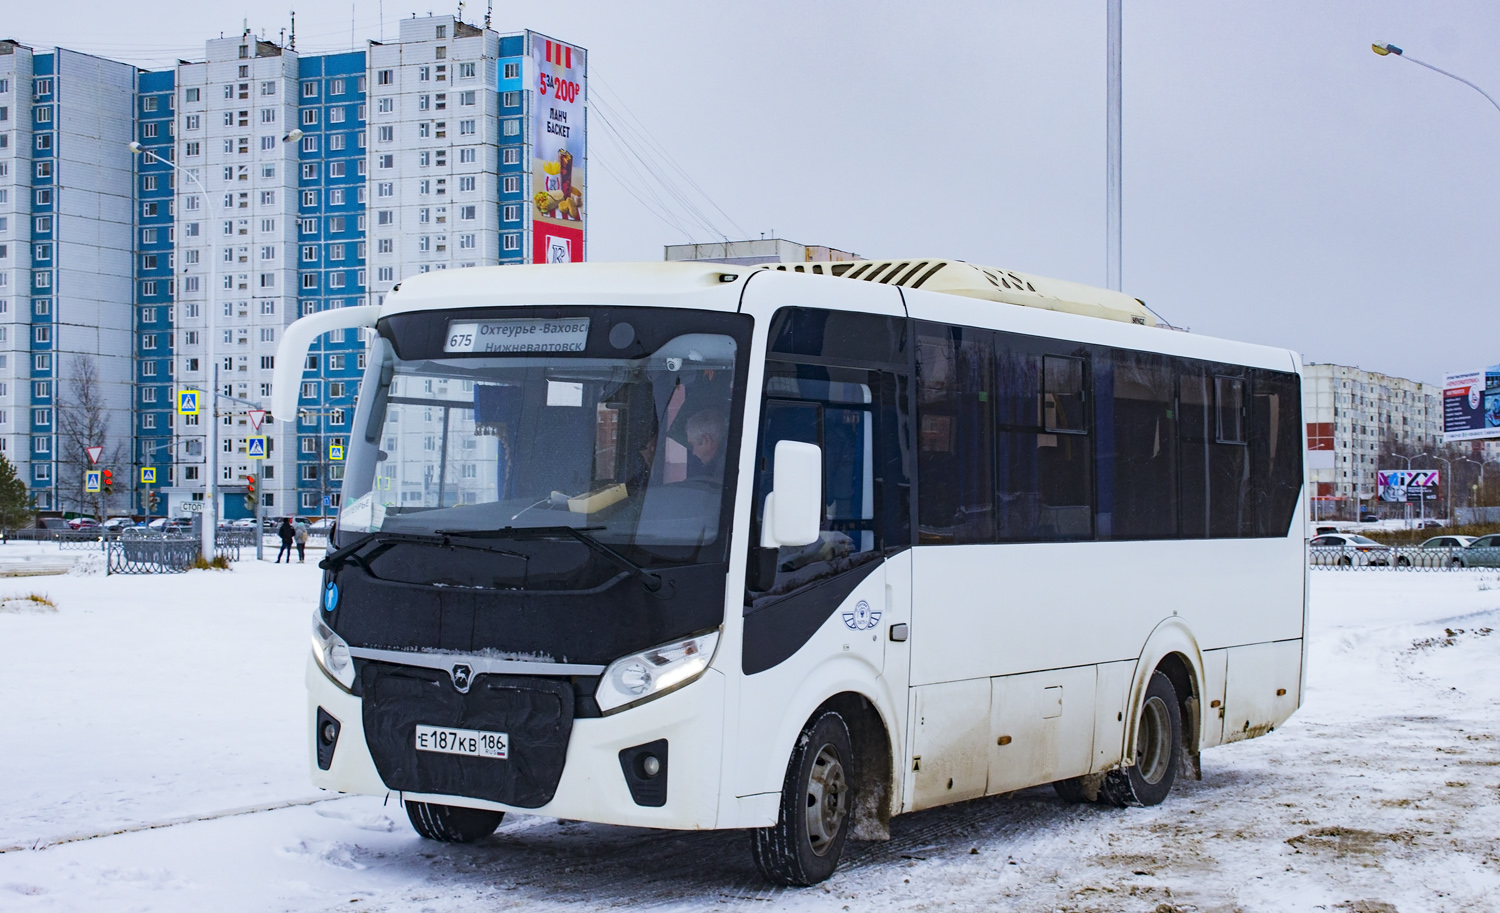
[29,53,55,499]
[497,35,526,263]
[295,52,366,515]
[134,68,176,514]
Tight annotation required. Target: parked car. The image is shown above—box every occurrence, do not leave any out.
[1359,512,1380,523]
[101,517,135,531]
[1417,535,1476,550]
[1450,534,1500,568]
[67,517,99,530]
[1309,533,1393,566]
[37,518,70,531]
[231,518,259,529]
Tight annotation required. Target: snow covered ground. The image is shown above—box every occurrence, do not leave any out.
[1,554,1497,912]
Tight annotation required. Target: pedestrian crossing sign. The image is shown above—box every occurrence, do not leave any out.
[178,390,200,415]
[329,444,345,461]
[246,436,268,460]
[85,470,102,493]
[140,467,157,484]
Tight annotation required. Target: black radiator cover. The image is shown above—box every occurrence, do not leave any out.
[361,662,575,808]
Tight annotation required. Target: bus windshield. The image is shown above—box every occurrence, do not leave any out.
[338,329,741,560]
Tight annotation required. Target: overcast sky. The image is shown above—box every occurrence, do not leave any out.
[9,1,1499,385]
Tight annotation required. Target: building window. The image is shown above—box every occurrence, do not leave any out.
[502,90,519,107]
[459,91,475,107]
[377,96,393,113]
[459,176,475,192]
[502,176,519,194]
[377,69,393,86]
[302,80,318,98]
[459,118,475,135]
[503,233,520,251]
[504,62,520,80]
[185,87,201,102]
[502,204,519,222]
[502,118,519,136]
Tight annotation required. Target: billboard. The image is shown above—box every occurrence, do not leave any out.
[528,32,586,264]
[1443,365,1500,442]
[1377,469,1440,503]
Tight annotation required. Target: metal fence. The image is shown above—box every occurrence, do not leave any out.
[107,531,200,575]
[1309,545,1500,570]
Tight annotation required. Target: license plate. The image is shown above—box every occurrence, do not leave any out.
[414,724,509,759]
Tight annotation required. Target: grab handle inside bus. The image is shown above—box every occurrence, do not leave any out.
[761,441,823,549]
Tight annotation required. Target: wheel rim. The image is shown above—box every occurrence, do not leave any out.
[803,742,847,857]
[1136,696,1172,785]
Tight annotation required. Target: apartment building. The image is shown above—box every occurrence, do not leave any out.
[0,17,586,518]
[1302,362,1443,511]
[0,42,136,511]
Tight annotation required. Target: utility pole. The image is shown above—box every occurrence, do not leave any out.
[1106,0,1123,292]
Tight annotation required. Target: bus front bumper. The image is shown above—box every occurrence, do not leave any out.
[306,655,727,830]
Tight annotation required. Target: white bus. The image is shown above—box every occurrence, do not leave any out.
[280,259,1306,886]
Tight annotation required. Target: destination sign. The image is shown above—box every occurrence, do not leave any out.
[444,318,590,354]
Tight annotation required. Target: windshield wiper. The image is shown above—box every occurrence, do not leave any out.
[319,530,527,573]
[436,525,665,594]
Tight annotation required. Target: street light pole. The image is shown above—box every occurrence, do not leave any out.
[1421,453,1452,525]
[129,141,218,560]
[1387,452,1416,528]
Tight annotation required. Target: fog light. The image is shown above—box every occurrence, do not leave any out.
[642,754,661,777]
[321,721,339,744]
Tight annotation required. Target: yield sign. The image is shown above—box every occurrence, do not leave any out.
[248,409,267,431]
[85,446,103,465]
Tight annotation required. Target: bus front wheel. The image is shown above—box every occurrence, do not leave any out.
[1101,671,1182,808]
[751,710,854,886]
[404,800,504,843]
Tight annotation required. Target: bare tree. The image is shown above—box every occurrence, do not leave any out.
[56,355,127,518]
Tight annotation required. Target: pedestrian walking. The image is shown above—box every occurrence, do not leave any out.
[295,519,309,563]
[275,517,294,563]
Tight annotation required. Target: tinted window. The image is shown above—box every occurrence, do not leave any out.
[916,325,995,543]
[768,306,907,365]
[1098,350,1177,539]
[748,361,910,607]
[993,335,1092,541]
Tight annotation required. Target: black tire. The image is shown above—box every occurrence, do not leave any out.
[1101,671,1182,808]
[1337,555,1353,567]
[1396,556,1411,568]
[405,800,504,843]
[1451,558,1464,569]
[751,711,854,886]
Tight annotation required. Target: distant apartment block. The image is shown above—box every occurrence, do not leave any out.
[0,17,587,517]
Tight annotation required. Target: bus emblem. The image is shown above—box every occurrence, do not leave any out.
[842,600,882,631]
[450,664,473,693]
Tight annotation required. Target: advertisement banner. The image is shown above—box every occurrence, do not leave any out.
[1377,469,1440,503]
[1443,365,1500,442]
[529,32,586,263]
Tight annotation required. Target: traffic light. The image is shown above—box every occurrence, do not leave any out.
[245,475,258,512]
[102,469,114,496]
[146,489,160,514]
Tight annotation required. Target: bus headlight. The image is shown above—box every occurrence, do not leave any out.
[311,614,356,693]
[596,630,719,714]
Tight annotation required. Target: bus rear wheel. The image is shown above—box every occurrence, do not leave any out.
[751,711,854,886]
[405,800,504,843]
[1101,671,1182,808]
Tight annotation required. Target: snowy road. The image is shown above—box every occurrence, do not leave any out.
[2,555,1497,912]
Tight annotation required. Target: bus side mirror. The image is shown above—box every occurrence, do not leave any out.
[761,441,822,549]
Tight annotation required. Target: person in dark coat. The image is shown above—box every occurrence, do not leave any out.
[275,518,295,563]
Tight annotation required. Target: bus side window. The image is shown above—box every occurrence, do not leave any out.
[747,363,903,605]
[916,325,995,543]
[990,338,1093,541]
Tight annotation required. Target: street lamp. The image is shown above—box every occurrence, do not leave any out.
[129,140,219,560]
[1420,452,1452,524]
[1386,452,1417,528]
[1371,43,1500,116]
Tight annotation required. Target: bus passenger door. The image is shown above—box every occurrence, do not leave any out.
[739,363,913,791]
